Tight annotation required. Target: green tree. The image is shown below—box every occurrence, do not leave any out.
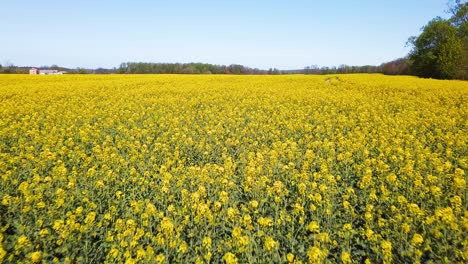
[76,67,88,74]
[449,0,468,78]
[449,0,468,26]
[408,18,464,79]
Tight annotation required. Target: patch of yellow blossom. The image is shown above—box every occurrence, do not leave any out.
[0,74,466,262]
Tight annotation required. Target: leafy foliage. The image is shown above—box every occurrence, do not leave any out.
[407,1,468,79]
[408,18,464,79]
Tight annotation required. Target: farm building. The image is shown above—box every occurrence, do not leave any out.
[29,68,66,75]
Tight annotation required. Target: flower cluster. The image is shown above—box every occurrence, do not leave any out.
[0,74,466,263]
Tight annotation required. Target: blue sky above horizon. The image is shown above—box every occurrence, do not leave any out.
[1,0,451,70]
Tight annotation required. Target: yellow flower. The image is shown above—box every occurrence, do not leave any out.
[341,251,351,263]
[249,200,259,210]
[108,248,119,258]
[126,219,136,230]
[75,206,84,216]
[227,207,238,219]
[257,217,273,227]
[146,202,157,216]
[381,240,392,263]
[39,228,50,237]
[223,252,238,264]
[343,200,351,210]
[264,236,279,251]
[125,257,136,264]
[159,217,174,235]
[104,213,112,221]
[0,246,6,262]
[315,232,331,243]
[242,214,252,226]
[84,212,96,225]
[178,241,188,254]
[402,223,411,233]
[238,235,250,249]
[1,195,11,206]
[136,247,146,261]
[219,191,229,203]
[202,236,212,249]
[453,175,466,189]
[386,173,397,184]
[411,234,424,247]
[17,235,30,247]
[31,251,42,263]
[146,245,155,258]
[156,254,166,264]
[56,198,65,208]
[307,246,326,263]
[365,228,374,240]
[116,191,124,199]
[343,223,352,231]
[232,227,242,238]
[96,180,105,188]
[307,221,320,233]
[204,252,212,261]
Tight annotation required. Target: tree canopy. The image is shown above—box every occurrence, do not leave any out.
[408,1,468,79]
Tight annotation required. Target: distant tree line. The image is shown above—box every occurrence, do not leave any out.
[0,61,410,75]
[300,59,409,75]
[116,61,409,75]
[0,62,28,74]
[117,62,278,75]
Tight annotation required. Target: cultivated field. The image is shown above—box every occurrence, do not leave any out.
[0,74,467,263]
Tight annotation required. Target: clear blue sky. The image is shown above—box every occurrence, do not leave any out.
[1,0,451,69]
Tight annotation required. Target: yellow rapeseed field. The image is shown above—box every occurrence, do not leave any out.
[0,74,467,263]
